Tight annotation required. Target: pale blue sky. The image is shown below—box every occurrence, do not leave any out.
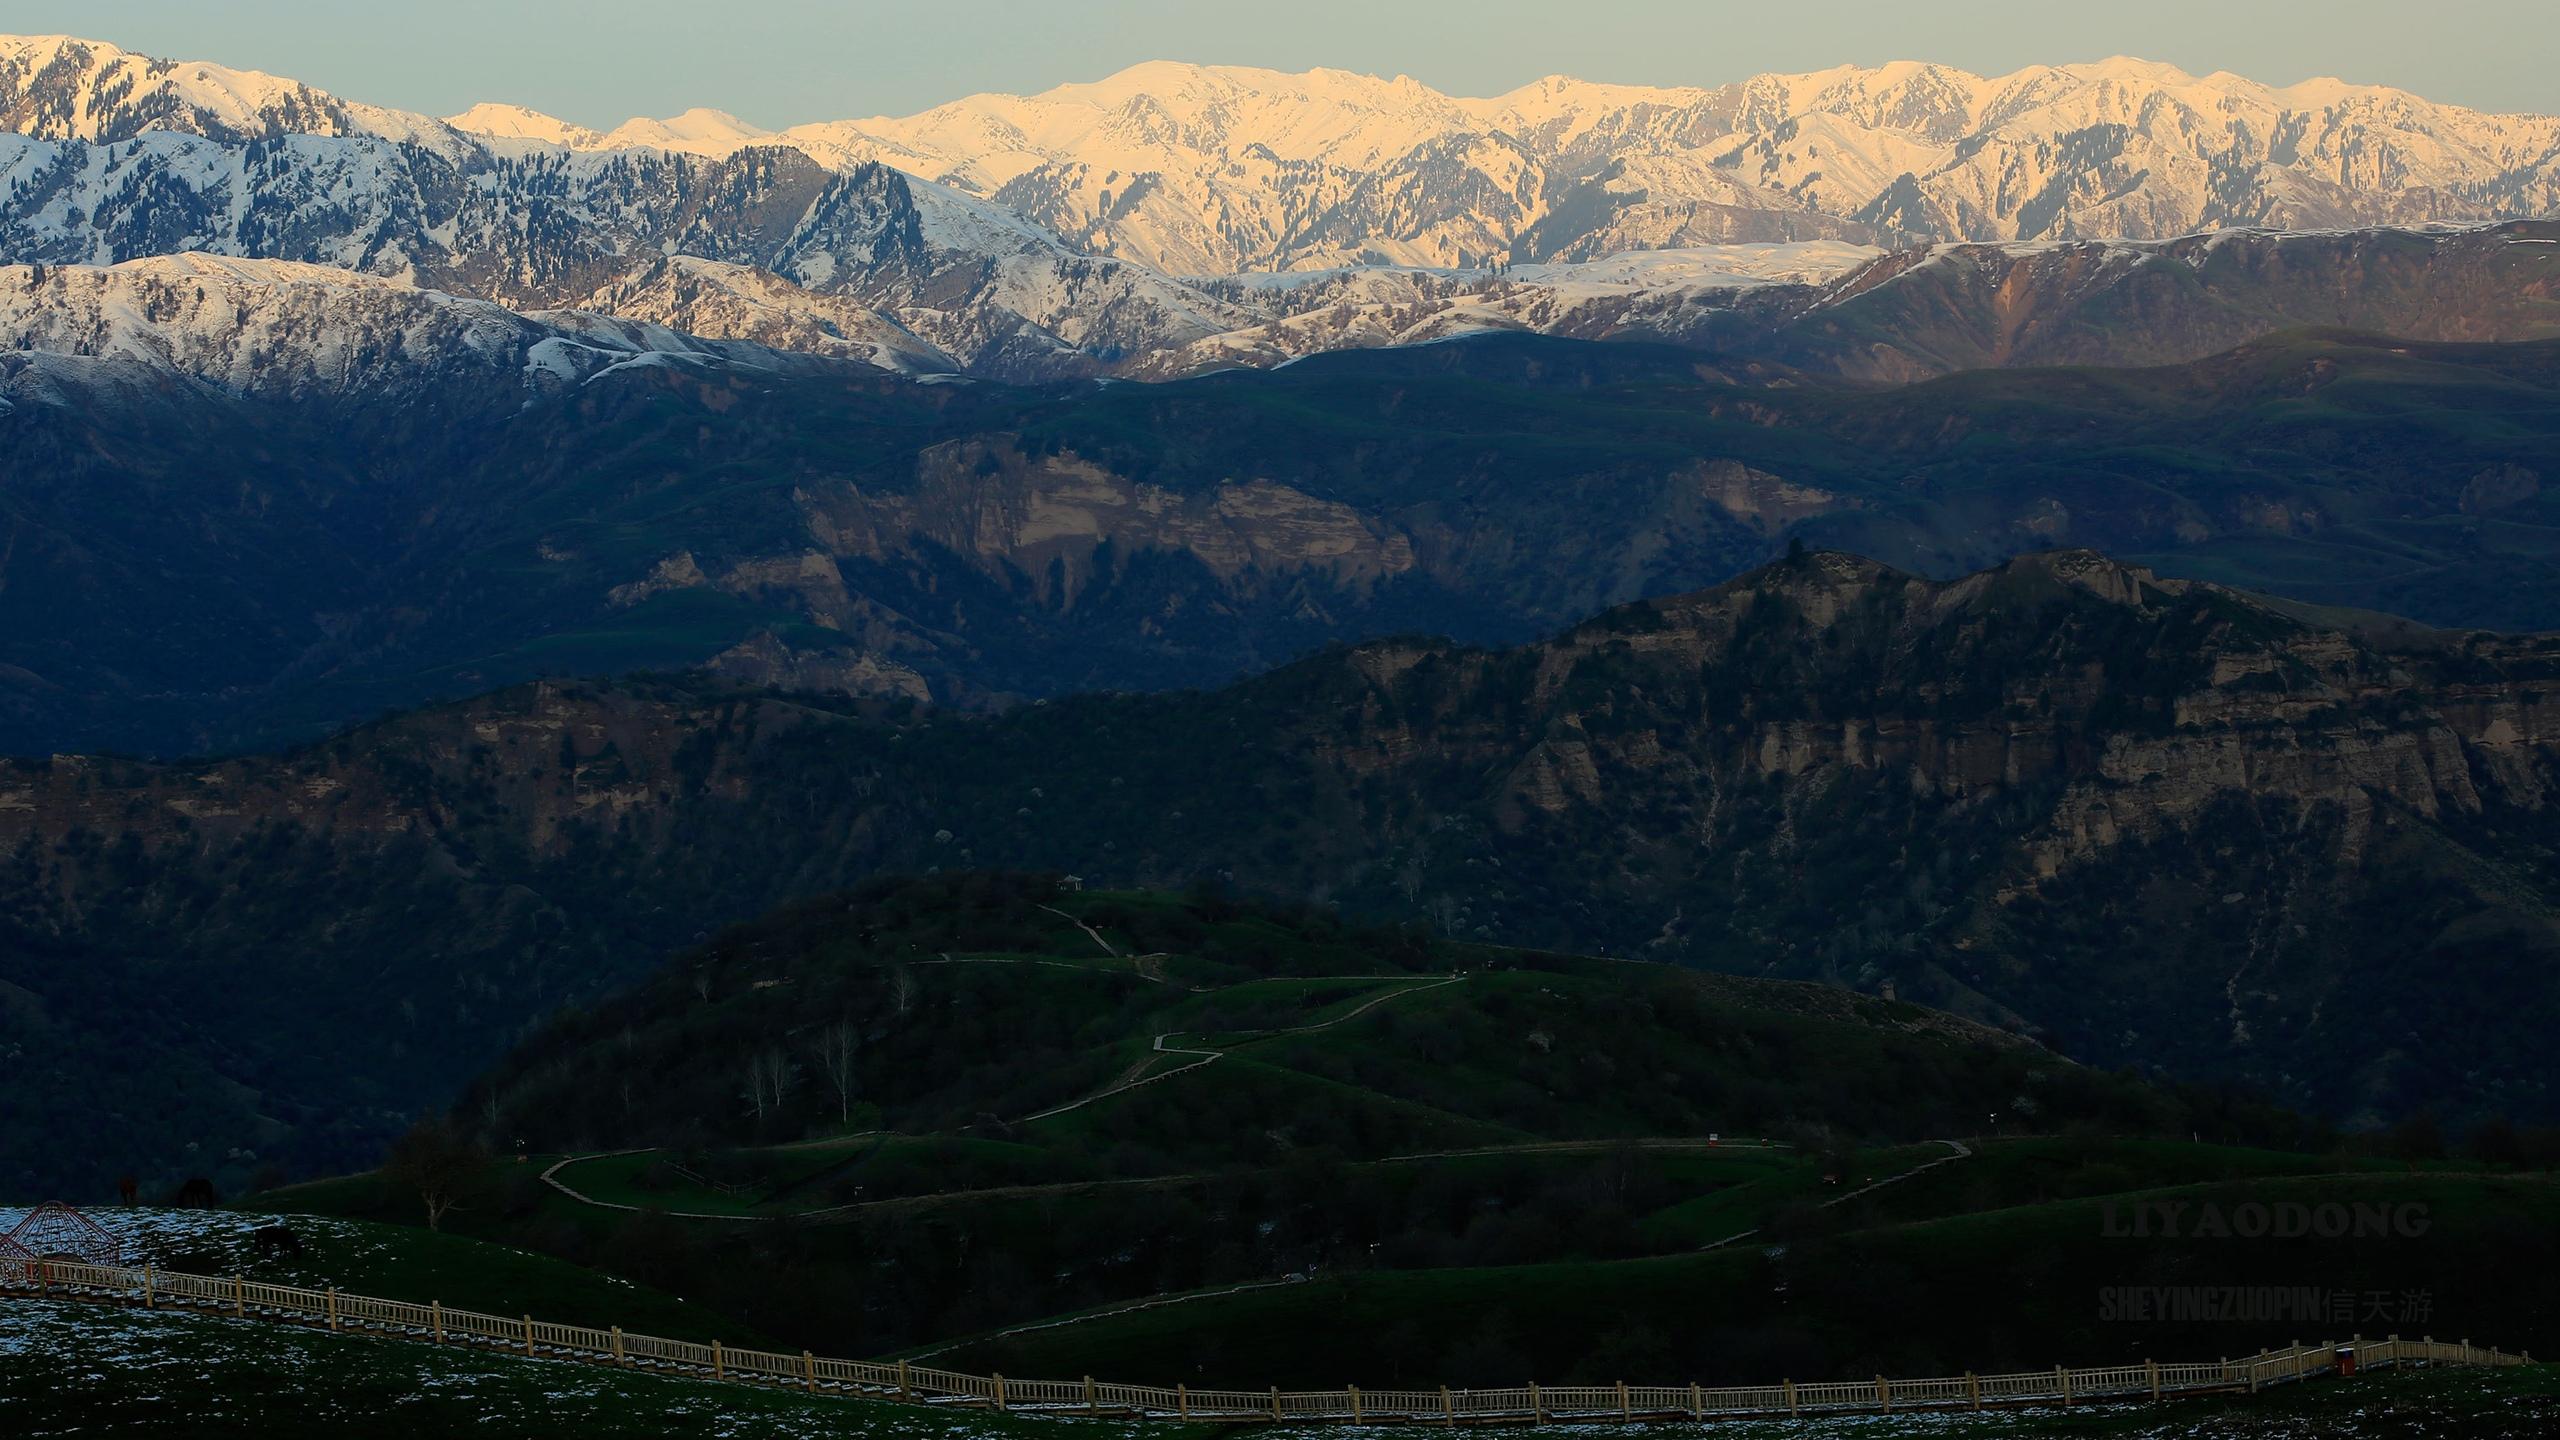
[19,0,2558,127]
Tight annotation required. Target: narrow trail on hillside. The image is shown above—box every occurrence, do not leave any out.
[540,966,1466,1220]
[1039,904,1121,958]
[1011,974,1465,1124]
[1697,1138,1974,1252]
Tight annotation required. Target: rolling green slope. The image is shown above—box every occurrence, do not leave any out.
[930,1172,2560,1389]
[265,878,2347,1376]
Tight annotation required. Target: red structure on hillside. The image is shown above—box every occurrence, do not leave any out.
[0,1233,33,1285]
[5,1202,121,1267]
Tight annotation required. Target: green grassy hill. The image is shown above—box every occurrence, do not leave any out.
[258,875,2560,1389]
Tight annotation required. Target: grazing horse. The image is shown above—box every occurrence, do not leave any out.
[251,1226,305,1260]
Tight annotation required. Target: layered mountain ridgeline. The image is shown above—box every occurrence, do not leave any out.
[10,307,2560,757]
[12,550,2560,1198]
[1661,221,2560,382]
[1139,221,2560,379]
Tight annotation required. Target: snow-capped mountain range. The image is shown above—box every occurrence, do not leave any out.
[463,55,2560,271]
[1,34,2557,383]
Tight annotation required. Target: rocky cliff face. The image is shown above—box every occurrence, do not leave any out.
[6,319,2559,758]
[11,551,2560,1167]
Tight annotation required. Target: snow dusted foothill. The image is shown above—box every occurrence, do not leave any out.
[0,254,915,409]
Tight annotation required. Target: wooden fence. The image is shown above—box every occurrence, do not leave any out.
[0,1256,2533,1425]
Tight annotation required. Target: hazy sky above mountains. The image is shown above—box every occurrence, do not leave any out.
[23,0,2559,127]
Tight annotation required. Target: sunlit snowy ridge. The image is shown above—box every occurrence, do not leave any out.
[3,34,2556,382]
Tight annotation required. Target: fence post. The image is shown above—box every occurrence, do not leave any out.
[1878,1376,1891,1412]
[994,1374,1007,1412]
[1688,1381,1703,1419]
[1180,1383,1192,1420]
[1528,1381,1543,1423]
[610,1325,623,1365]
[2423,1334,2433,1366]
[233,1274,245,1319]
[1965,1372,1980,1410]
[1271,1386,1283,1422]
[2057,1365,2071,1404]
[1086,1375,1099,1416]
[432,1301,444,1344]
[143,1268,154,1310]
[1440,1386,1454,1426]
[1349,1384,1363,1424]
[711,1339,724,1380]
[524,1316,535,1358]
[1785,1378,1799,1416]
[327,1287,340,1332]
[804,1350,817,1393]
[2148,1359,2160,1400]
[898,1359,912,1402]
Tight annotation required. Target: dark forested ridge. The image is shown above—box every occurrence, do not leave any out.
[11,549,2560,1198]
[7,325,2560,757]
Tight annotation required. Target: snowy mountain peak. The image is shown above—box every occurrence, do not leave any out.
[0,33,457,151]
[598,106,772,155]
[445,101,772,155]
[443,101,600,147]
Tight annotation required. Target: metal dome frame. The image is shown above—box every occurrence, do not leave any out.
[5,1202,120,1267]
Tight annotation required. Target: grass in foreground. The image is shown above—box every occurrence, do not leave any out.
[7,1206,751,1346]
[1,1297,2553,1439]
[0,1298,1060,1440]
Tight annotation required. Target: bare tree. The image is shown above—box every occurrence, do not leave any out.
[764,1047,801,1109]
[890,967,918,1016]
[741,1048,803,1125]
[810,1021,860,1127]
[382,1118,486,1232]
